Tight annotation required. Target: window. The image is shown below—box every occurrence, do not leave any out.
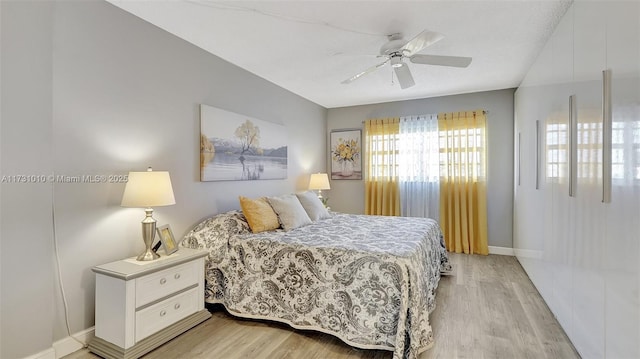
[364,112,486,220]
[366,117,486,181]
[367,132,399,179]
[439,125,486,181]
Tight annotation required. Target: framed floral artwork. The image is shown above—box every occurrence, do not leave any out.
[330,129,362,180]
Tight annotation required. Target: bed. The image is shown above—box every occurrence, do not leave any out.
[181,207,451,359]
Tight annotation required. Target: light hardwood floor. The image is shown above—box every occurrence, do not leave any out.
[65,253,579,359]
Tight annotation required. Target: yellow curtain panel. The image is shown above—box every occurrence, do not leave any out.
[364,118,401,216]
[438,110,489,255]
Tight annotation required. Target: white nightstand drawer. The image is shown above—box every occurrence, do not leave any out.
[91,248,210,358]
[135,261,199,307]
[135,287,199,341]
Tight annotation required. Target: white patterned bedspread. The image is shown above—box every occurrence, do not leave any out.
[182,211,451,359]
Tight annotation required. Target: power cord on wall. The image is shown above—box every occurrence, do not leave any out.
[51,181,88,349]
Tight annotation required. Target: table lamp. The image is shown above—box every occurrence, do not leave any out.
[121,167,175,261]
[308,173,330,204]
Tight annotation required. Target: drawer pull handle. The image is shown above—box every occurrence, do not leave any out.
[160,278,167,285]
[174,273,181,280]
[174,303,181,310]
[602,69,612,203]
[160,310,167,317]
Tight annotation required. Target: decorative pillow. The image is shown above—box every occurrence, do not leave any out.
[296,191,331,221]
[267,194,312,231]
[239,196,280,233]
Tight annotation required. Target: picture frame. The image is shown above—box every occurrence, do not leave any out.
[200,104,288,181]
[156,224,178,255]
[330,129,362,180]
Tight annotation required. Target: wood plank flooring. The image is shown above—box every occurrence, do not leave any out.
[65,253,579,359]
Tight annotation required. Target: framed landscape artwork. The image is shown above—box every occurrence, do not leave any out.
[200,104,288,181]
[330,129,362,180]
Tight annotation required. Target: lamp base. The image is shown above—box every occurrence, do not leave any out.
[137,208,160,261]
[317,190,328,207]
[137,248,160,261]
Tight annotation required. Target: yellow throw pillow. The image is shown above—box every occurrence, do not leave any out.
[239,196,280,233]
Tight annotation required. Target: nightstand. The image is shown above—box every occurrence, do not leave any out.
[89,247,211,359]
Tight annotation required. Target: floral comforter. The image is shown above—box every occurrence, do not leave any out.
[181,211,451,359]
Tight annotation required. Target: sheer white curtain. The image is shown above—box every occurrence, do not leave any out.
[398,115,440,220]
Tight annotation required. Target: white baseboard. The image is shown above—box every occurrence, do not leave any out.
[23,348,55,359]
[53,327,95,359]
[488,246,515,256]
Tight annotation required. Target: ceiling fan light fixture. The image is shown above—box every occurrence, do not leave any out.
[390,55,404,68]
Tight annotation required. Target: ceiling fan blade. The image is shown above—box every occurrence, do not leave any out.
[401,30,445,57]
[394,65,415,89]
[410,54,472,68]
[341,60,389,84]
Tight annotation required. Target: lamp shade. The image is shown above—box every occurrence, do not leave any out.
[121,169,175,208]
[308,173,330,190]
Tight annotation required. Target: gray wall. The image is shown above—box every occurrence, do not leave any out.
[1,0,326,356]
[326,89,515,248]
[1,2,55,358]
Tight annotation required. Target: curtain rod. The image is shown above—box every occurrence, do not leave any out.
[361,110,488,123]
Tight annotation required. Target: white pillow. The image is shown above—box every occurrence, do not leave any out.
[267,194,312,231]
[296,191,331,221]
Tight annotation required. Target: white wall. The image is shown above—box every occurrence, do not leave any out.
[326,89,515,248]
[1,0,326,357]
[1,2,56,358]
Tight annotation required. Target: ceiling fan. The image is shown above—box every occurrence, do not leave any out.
[341,30,472,89]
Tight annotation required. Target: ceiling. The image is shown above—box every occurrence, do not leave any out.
[107,0,572,108]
